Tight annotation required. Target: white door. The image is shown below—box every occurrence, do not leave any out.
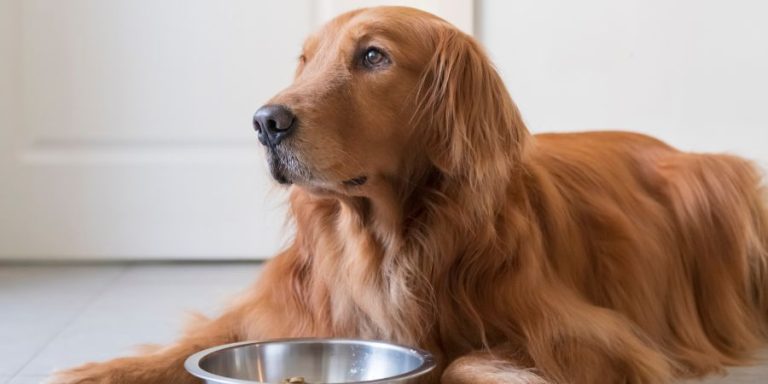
[0,0,312,260]
[0,0,473,261]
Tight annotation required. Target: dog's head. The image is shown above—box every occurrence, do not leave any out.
[254,7,526,195]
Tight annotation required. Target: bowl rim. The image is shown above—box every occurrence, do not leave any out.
[184,337,437,384]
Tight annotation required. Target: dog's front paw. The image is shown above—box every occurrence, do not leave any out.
[47,356,193,384]
[47,361,121,384]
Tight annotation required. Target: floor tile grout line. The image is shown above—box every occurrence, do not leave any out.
[8,265,131,380]
[109,263,136,286]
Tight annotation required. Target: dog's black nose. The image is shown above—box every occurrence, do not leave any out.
[253,104,296,146]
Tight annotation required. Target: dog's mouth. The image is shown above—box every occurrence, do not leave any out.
[266,146,367,189]
[265,145,310,185]
[342,176,368,187]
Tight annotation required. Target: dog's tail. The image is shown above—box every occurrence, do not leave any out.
[663,153,768,360]
[733,160,768,330]
[753,177,768,328]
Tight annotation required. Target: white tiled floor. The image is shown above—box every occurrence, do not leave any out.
[0,263,766,384]
[0,263,262,384]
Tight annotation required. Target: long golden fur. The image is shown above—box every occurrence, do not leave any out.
[54,7,768,384]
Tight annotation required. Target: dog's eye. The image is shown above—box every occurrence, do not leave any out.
[362,47,389,69]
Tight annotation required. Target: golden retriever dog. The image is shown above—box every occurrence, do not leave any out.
[54,6,768,384]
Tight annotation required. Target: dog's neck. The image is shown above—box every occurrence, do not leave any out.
[286,146,531,348]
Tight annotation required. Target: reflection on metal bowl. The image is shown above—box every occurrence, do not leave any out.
[184,338,436,384]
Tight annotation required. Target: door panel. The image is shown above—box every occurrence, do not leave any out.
[1,0,313,260]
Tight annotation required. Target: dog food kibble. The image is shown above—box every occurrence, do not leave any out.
[283,377,306,383]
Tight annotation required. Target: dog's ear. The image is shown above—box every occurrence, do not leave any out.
[414,29,528,186]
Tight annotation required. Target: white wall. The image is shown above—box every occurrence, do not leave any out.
[3,0,765,260]
[0,0,20,159]
[478,0,768,168]
[314,0,473,33]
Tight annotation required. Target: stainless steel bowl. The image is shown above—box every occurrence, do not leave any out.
[184,338,436,384]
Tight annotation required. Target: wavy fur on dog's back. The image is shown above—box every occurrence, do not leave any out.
[523,133,768,381]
